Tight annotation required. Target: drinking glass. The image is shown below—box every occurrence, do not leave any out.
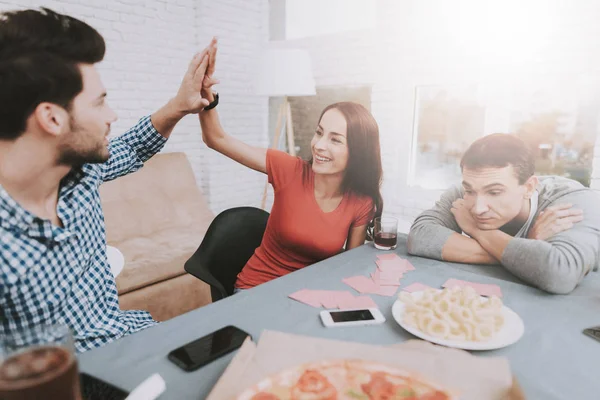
[373,216,398,250]
[0,324,82,400]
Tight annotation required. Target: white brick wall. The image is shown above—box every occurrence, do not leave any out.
[275,0,600,229]
[0,0,270,214]
[196,0,271,212]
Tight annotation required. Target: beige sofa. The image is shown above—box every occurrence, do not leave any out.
[99,152,213,321]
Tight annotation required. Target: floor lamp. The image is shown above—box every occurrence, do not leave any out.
[255,48,316,209]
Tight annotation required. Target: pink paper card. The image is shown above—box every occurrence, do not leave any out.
[376,253,401,261]
[402,259,416,271]
[370,269,401,285]
[336,296,359,310]
[339,295,378,310]
[402,282,434,293]
[373,285,399,297]
[376,259,414,274]
[442,278,503,298]
[378,281,402,287]
[334,291,366,310]
[375,261,401,273]
[370,269,380,281]
[375,259,402,269]
[333,291,356,308]
[315,290,356,309]
[442,278,462,286]
[313,291,338,309]
[343,276,378,294]
[475,284,503,298]
[378,269,404,282]
[372,279,402,287]
[288,289,322,308]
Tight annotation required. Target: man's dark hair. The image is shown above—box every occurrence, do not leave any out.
[0,8,105,140]
[460,133,535,184]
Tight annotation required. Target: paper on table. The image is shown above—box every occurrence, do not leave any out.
[378,268,404,282]
[402,282,435,293]
[288,289,321,308]
[371,269,402,286]
[342,276,379,294]
[315,290,338,309]
[376,258,415,274]
[319,290,358,309]
[344,276,399,297]
[338,295,378,310]
[332,291,356,308]
[207,330,520,400]
[376,253,402,261]
[289,289,375,310]
[403,259,417,271]
[372,284,399,297]
[443,278,503,298]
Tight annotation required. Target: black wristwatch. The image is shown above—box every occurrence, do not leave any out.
[204,92,219,110]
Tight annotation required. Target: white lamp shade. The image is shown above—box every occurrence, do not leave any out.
[255,48,316,97]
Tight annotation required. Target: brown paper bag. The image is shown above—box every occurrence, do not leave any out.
[208,331,524,400]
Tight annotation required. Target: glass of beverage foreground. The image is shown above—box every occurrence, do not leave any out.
[0,324,82,400]
[374,216,398,250]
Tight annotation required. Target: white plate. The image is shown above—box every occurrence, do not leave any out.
[106,245,125,277]
[391,290,525,351]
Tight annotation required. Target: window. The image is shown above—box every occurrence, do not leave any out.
[409,85,485,189]
[509,82,599,187]
[410,81,599,189]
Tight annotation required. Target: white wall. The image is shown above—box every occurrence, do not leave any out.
[2,0,598,223]
[276,0,600,230]
[0,0,270,213]
[593,142,600,190]
[195,0,270,212]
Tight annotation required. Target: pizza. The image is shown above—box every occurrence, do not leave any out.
[236,359,454,400]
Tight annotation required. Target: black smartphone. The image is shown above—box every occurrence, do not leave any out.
[167,325,251,372]
[80,372,129,400]
[583,326,600,343]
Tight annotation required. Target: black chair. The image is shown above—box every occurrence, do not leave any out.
[184,207,269,302]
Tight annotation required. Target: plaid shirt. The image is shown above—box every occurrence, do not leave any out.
[0,116,167,352]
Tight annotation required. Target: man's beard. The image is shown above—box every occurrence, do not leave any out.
[57,116,110,166]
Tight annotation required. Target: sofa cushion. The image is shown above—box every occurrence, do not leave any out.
[99,152,214,294]
[114,224,207,294]
[118,273,211,321]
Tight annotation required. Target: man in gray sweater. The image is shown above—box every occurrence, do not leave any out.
[407,134,600,294]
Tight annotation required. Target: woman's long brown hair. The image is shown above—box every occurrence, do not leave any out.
[316,102,384,228]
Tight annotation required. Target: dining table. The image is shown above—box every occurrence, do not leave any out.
[80,234,600,399]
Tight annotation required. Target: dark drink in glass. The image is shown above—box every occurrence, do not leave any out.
[0,325,81,400]
[374,217,398,250]
[374,232,398,249]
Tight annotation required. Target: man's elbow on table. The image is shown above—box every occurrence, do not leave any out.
[533,271,578,295]
[406,230,419,256]
[502,237,589,294]
[518,255,581,295]
[406,225,432,258]
[407,225,454,262]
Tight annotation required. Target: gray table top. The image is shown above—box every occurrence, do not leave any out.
[80,235,600,399]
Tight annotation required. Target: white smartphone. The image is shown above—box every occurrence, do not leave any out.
[319,308,386,328]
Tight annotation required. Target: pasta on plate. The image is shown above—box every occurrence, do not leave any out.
[398,287,504,342]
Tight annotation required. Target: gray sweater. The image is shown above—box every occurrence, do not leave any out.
[407,176,600,294]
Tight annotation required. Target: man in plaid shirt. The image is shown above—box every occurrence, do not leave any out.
[0,9,216,352]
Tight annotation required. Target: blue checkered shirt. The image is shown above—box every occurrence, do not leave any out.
[0,116,167,352]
